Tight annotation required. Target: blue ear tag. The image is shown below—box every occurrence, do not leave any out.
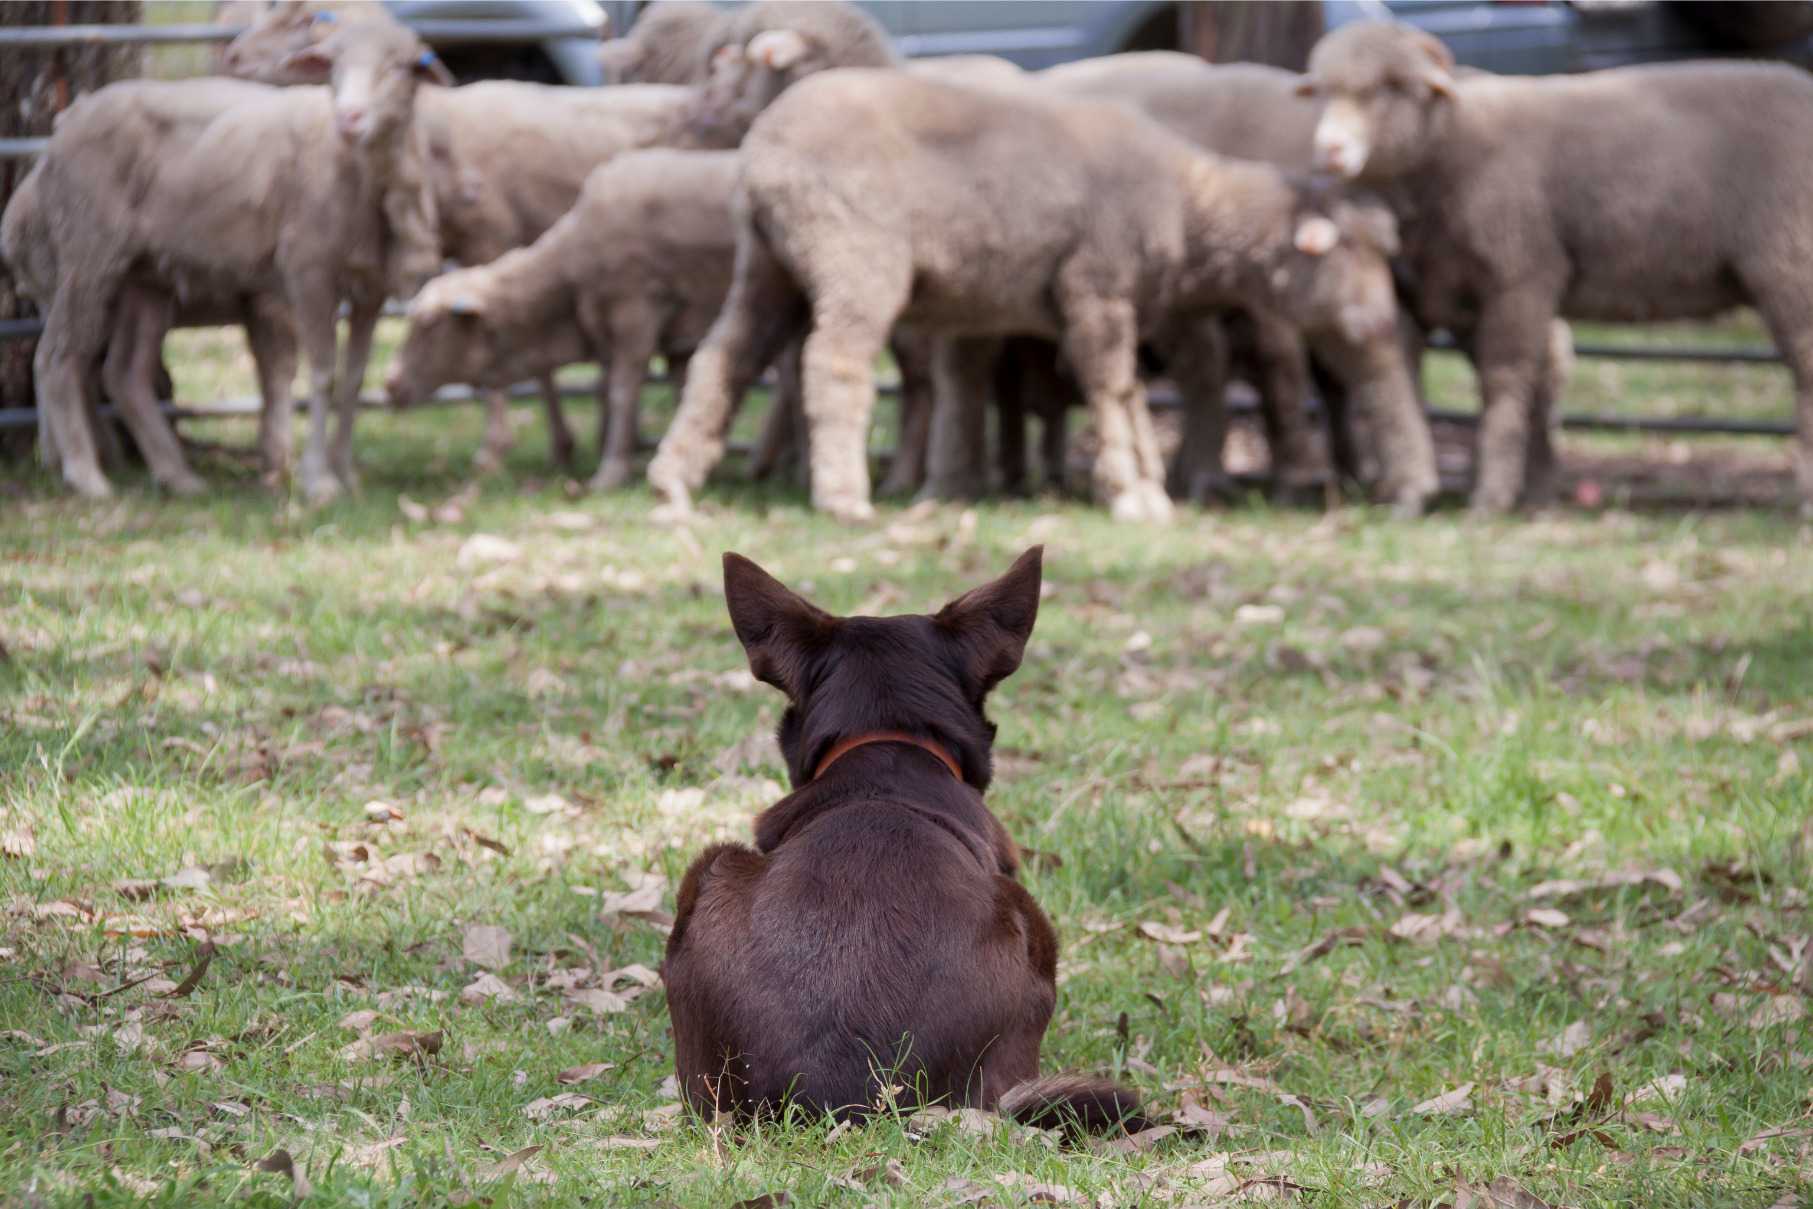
[313,9,338,23]
[418,51,438,68]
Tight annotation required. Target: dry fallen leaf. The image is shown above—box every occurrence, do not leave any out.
[1524,907,1571,929]
[563,987,631,1014]
[730,1192,793,1209]
[477,1144,543,1183]
[461,972,520,1006]
[340,1030,442,1063]
[1453,1176,1557,1209]
[1411,1082,1475,1116]
[339,1009,380,1034]
[1139,921,1202,945]
[1537,1020,1592,1058]
[522,1091,597,1119]
[556,1061,615,1085]
[1155,943,1194,981]
[462,925,513,970]
[252,1149,313,1200]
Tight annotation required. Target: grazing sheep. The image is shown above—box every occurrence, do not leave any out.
[25,20,444,501]
[420,81,691,470]
[1302,21,1813,514]
[1038,53,1439,513]
[666,0,901,150]
[597,1,727,84]
[385,149,749,492]
[648,69,1399,524]
[220,0,692,475]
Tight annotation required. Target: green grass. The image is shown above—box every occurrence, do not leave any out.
[1,325,1811,1208]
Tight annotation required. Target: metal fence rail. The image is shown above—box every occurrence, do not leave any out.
[0,17,601,49]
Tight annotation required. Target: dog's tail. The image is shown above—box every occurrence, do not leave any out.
[999,1074,1150,1136]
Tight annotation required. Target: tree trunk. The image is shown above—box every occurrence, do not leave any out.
[0,1,143,459]
[1179,1,1324,71]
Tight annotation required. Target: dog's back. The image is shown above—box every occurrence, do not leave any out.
[668,744,1052,1116]
[664,548,1142,1131]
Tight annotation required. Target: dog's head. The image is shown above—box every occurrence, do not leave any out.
[721,547,1043,791]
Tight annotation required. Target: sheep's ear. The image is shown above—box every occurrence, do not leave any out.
[1403,28,1458,99]
[448,293,484,317]
[722,552,835,697]
[748,28,809,71]
[934,546,1043,698]
[414,49,456,87]
[711,42,745,68]
[1293,215,1340,257]
[1405,27,1455,71]
[1292,76,1317,98]
[277,45,334,81]
[307,10,339,42]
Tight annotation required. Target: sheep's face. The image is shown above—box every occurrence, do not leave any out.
[1300,22,1456,181]
[385,274,507,407]
[278,20,453,145]
[671,28,826,149]
[1271,193,1399,346]
[217,0,384,85]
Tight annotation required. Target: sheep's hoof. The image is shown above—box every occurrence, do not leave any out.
[1110,481,1174,523]
[550,437,577,469]
[162,471,209,497]
[66,465,114,500]
[302,466,341,506]
[258,468,288,493]
[819,494,877,524]
[471,445,507,475]
[589,460,631,492]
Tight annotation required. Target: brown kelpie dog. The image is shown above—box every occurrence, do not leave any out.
[664,546,1144,1132]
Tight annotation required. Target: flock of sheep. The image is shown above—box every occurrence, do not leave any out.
[6,0,1813,525]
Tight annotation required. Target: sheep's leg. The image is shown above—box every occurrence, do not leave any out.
[748,339,802,483]
[1245,310,1325,496]
[1038,399,1071,494]
[1521,318,1574,509]
[649,235,806,515]
[247,296,300,489]
[922,336,997,502]
[591,313,657,492]
[35,264,125,498]
[801,276,907,522]
[1160,316,1232,505]
[1061,292,1171,522]
[1469,293,1555,517]
[535,374,575,470]
[995,343,1029,496]
[1308,321,1437,517]
[327,301,380,495]
[102,284,204,495]
[472,391,513,474]
[86,365,126,473]
[1751,294,1813,514]
[294,286,344,505]
[879,328,934,497]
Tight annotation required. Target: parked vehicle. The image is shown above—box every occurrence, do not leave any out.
[392,0,1813,85]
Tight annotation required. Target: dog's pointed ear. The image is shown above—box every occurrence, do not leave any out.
[934,546,1043,696]
[722,552,834,696]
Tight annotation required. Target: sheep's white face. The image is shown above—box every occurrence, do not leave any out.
[671,27,817,149]
[277,20,451,144]
[1300,22,1457,182]
[1312,97,1374,179]
[386,276,499,407]
[1275,199,1400,346]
